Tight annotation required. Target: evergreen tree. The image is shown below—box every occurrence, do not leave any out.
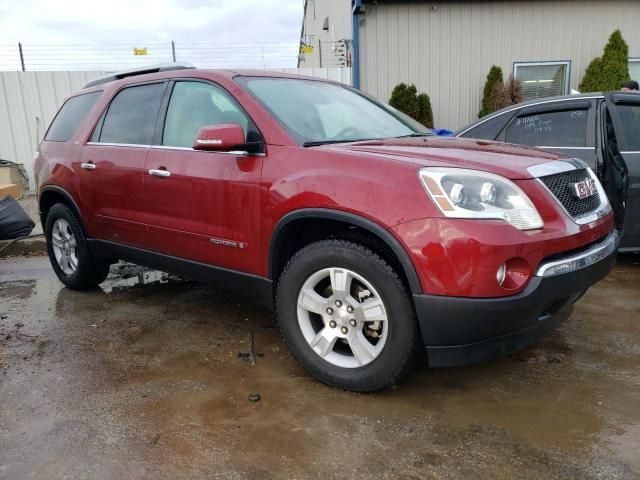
[479,66,503,117]
[417,93,434,128]
[579,29,630,92]
[389,83,434,128]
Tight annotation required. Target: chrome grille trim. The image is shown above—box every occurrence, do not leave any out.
[528,159,611,225]
[535,231,618,277]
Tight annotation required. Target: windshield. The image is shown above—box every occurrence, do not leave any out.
[236,77,432,146]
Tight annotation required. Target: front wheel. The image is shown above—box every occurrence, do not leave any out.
[276,240,419,392]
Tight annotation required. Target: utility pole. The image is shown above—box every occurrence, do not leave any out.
[171,41,176,62]
[18,43,25,71]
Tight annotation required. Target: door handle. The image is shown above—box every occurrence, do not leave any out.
[148,168,171,178]
[80,162,96,170]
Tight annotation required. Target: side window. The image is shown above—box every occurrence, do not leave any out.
[615,104,640,151]
[504,109,588,147]
[162,81,249,148]
[459,114,510,140]
[45,91,102,142]
[99,83,165,145]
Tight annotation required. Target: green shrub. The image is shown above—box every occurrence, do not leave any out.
[389,83,434,128]
[579,29,630,93]
[579,58,604,93]
[417,93,434,129]
[479,65,503,117]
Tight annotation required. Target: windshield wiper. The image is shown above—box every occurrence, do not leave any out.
[303,138,376,147]
[393,132,435,138]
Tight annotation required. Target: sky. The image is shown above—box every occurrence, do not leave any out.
[0,0,304,70]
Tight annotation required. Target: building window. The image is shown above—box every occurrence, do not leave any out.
[513,61,570,100]
[630,59,640,83]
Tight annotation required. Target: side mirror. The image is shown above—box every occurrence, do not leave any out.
[193,123,246,151]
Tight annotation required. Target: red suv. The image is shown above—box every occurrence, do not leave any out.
[35,65,617,391]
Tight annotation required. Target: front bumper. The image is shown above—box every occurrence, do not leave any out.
[414,232,618,367]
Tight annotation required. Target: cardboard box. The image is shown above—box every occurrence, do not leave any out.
[0,184,21,200]
[0,165,28,198]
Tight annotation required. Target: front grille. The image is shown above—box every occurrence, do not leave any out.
[539,168,601,218]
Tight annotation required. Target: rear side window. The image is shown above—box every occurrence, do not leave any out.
[504,110,588,147]
[45,92,102,142]
[98,83,165,145]
[615,104,640,150]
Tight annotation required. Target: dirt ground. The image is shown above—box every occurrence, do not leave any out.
[1,254,639,480]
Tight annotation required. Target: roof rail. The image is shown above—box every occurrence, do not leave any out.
[83,62,196,88]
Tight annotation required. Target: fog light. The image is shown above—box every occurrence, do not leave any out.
[499,258,531,291]
[496,263,507,286]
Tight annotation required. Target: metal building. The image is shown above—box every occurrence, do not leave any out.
[299,0,640,129]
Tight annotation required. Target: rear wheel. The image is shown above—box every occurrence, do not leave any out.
[276,239,419,392]
[45,203,110,290]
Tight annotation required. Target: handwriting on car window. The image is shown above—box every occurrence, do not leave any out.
[516,115,553,134]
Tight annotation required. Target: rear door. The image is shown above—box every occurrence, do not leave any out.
[604,93,640,249]
[456,111,514,141]
[80,81,167,247]
[499,100,597,170]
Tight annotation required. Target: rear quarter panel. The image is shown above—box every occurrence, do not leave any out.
[36,87,109,235]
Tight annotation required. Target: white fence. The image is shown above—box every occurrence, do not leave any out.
[0,68,352,190]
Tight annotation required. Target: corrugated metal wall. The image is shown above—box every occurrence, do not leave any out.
[0,71,103,189]
[0,67,351,190]
[359,0,640,129]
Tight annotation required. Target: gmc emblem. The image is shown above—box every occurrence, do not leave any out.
[569,178,597,200]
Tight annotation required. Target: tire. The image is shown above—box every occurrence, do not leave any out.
[45,203,110,290]
[276,239,419,392]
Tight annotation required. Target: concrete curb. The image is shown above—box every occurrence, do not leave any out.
[0,236,47,257]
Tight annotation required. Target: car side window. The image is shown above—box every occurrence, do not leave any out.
[162,81,249,148]
[504,109,588,147]
[615,104,640,151]
[45,91,102,142]
[98,83,166,145]
[459,114,510,140]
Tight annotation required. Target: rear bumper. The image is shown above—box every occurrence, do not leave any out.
[414,232,618,367]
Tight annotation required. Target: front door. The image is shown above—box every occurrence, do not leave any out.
[79,81,167,248]
[604,93,640,249]
[144,80,263,273]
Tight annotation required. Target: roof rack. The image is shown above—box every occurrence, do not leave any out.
[83,62,196,88]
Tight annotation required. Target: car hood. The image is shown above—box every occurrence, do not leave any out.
[322,137,568,180]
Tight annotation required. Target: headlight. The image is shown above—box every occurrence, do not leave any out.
[419,167,544,230]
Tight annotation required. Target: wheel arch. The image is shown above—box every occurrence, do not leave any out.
[269,208,422,294]
[39,185,87,234]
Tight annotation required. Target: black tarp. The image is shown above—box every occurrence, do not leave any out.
[0,196,35,240]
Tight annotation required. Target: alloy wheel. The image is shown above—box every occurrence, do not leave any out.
[51,218,78,275]
[297,267,388,368]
